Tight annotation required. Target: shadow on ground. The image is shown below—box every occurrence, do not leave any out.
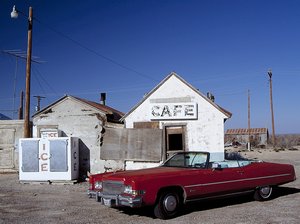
[116,186,300,219]
[272,186,300,199]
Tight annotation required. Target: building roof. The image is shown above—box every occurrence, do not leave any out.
[33,95,124,123]
[121,72,232,121]
[226,128,268,135]
[0,113,11,120]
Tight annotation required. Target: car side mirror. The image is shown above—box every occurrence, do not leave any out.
[212,163,222,170]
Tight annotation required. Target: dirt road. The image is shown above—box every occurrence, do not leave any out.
[0,150,299,224]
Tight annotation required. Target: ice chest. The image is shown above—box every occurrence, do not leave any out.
[19,137,79,181]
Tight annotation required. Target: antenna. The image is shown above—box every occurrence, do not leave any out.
[34,95,46,112]
[2,49,44,119]
[2,49,44,64]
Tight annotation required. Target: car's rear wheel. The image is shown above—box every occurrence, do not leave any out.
[154,190,181,219]
[254,186,273,201]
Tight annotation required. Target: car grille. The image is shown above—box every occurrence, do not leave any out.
[103,181,124,194]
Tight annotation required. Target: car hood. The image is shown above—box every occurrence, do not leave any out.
[101,166,193,182]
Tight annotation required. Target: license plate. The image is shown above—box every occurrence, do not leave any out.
[103,198,111,207]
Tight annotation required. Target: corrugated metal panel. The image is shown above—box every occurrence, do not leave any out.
[226,128,268,135]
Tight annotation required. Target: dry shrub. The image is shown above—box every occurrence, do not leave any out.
[273,134,300,149]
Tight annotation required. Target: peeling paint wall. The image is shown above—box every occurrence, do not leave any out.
[125,75,228,162]
[32,98,123,178]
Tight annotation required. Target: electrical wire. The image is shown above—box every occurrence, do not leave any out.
[32,65,58,96]
[33,18,158,82]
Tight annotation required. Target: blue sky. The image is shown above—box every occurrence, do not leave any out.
[1,0,299,134]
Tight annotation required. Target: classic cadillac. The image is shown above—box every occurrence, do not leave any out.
[88,151,296,219]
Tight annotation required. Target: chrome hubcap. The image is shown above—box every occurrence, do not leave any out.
[260,186,272,198]
[163,195,177,212]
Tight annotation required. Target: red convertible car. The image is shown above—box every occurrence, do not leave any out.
[88,151,296,219]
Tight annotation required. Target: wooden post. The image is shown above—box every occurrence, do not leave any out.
[268,69,276,148]
[18,91,24,119]
[24,7,33,138]
[34,96,46,112]
[247,89,251,151]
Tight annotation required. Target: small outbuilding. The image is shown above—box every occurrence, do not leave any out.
[225,128,269,147]
[32,95,124,178]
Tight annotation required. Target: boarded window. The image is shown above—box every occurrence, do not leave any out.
[133,121,159,129]
[101,127,162,161]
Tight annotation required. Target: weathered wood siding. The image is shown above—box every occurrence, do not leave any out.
[101,127,162,161]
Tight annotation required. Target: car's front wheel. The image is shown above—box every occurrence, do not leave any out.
[254,186,273,201]
[154,190,181,219]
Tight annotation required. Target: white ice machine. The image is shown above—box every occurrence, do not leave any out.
[19,137,79,181]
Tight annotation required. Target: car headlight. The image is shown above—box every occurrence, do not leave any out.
[124,185,145,196]
[124,185,133,194]
[94,181,103,190]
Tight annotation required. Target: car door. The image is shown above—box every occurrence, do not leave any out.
[201,166,246,196]
[185,163,246,200]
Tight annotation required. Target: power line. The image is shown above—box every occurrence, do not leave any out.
[32,68,46,96]
[33,18,157,82]
[32,65,58,97]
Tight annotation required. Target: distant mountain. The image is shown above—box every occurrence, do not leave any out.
[0,113,11,120]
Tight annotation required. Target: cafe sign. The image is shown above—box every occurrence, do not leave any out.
[150,102,197,120]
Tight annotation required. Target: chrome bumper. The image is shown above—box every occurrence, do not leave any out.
[96,192,143,208]
[87,190,97,198]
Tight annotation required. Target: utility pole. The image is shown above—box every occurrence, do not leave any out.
[34,96,45,112]
[247,89,251,151]
[18,91,24,119]
[11,6,33,137]
[24,6,33,138]
[268,69,276,148]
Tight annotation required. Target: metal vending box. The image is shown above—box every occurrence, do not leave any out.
[19,137,79,181]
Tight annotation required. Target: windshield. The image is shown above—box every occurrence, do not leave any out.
[162,152,209,168]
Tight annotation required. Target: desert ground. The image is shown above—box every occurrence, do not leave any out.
[0,148,299,224]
